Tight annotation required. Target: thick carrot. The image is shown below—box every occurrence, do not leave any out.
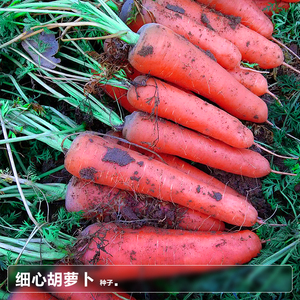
[154,0,284,69]
[65,176,226,231]
[104,130,243,197]
[126,75,254,147]
[64,132,258,226]
[120,0,242,69]
[78,223,262,265]
[128,24,268,123]
[193,0,274,38]
[252,0,290,16]
[122,111,271,178]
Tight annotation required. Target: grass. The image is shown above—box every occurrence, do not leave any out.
[0,1,299,300]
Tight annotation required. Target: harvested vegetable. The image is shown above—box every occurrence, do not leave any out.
[64,132,259,226]
[66,176,226,231]
[78,223,262,265]
[122,111,271,178]
[126,75,255,147]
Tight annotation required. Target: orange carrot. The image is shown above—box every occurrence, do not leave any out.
[227,67,269,96]
[126,75,255,146]
[127,24,268,123]
[158,154,244,197]
[154,0,284,69]
[78,223,262,265]
[252,0,290,16]
[193,0,274,37]
[105,130,244,198]
[120,0,242,69]
[65,176,226,231]
[64,132,258,226]
[122,111,271,178]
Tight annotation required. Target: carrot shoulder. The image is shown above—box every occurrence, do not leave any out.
[79,223,262,265]
[194,0,274,38]
[127,75,254,148]
[122,111,271,178]
[128,23,268,123]
[64,132,258,226]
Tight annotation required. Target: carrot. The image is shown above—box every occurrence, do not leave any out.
[64,132,258,226]
[227,66,271,96]
[122,111,271,178]
[193,0,274,38]
[126,75,255,147]
[252,0,290,16]
[105,130,244,199]
[120,0,242,70]
[158,154,244,197]
[65,176,226,231]
[154,0,284,69]
[78,223,262,265]
[127,24,268,123]
[105,130,244,198]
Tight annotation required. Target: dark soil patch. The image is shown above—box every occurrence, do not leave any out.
[137,45,154,57]
[102,146,135,166]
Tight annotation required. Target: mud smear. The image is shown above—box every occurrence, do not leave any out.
[102,147,135,166]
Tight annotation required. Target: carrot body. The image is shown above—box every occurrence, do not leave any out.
[155,0,284,69]
[252,0,290,16]
[105,130,243,198]
[66,176,226,231]
[227,67,269,96]
[121,0,242,69]
[194,0,274,37]
[79,223,262,265]
[122,111,271,178]
[128,24,268,123]
[159,154,243,197]
[127,75,254,148]
[64,132,258,226]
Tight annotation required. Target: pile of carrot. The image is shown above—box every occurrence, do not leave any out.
[60,0,299,285]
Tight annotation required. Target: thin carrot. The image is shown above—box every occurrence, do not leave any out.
[227,66,279,102]
[127,24,268,123]
[120,0,242,69]
[122,111,271,178]
[78,223,262,265]
[154,0,284,69]
[193,0,274,38]
[66,176,226,231]
[64,132,258,226]
[126,75,255,147]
